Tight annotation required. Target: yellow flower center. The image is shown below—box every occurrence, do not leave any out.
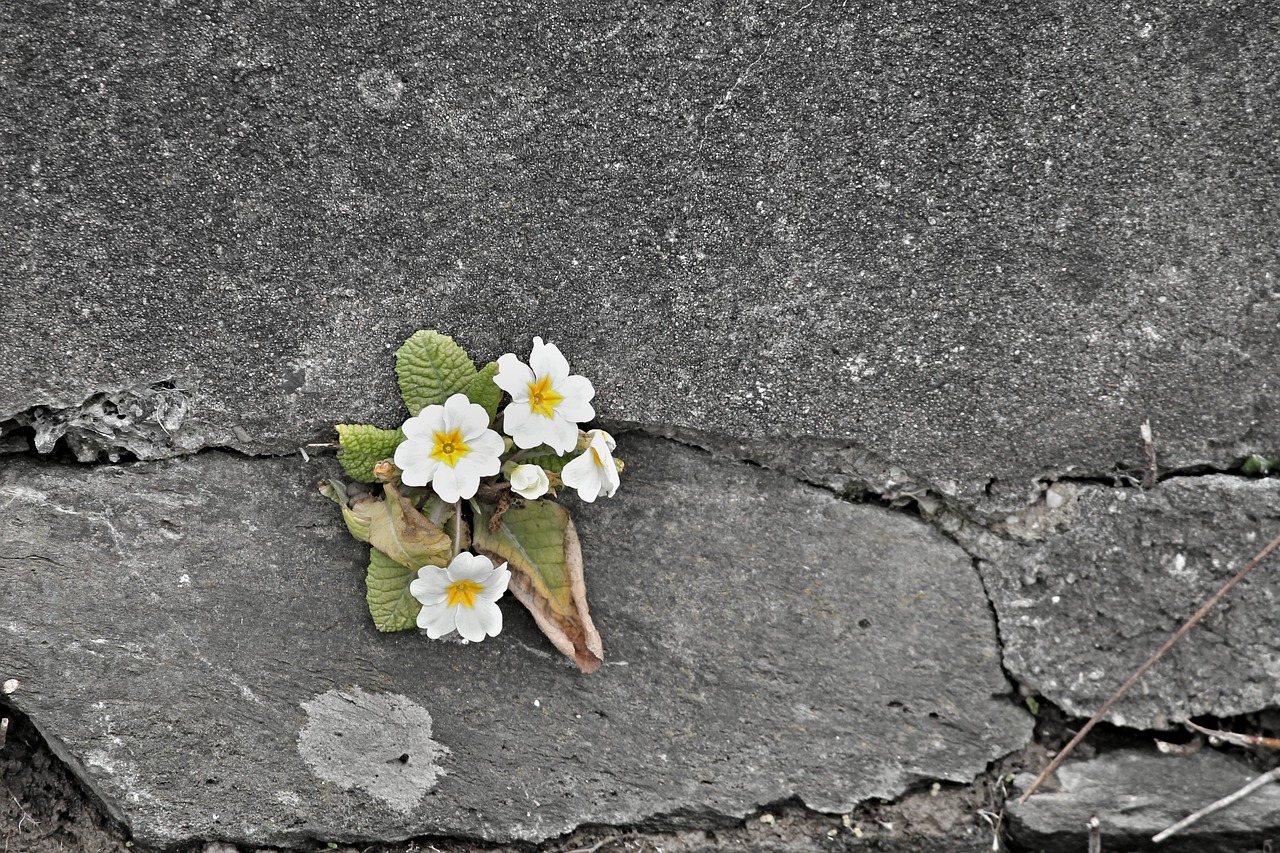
[527,375,564,418]
[430,429,471,467]
[445,579,484,609]
[590,447,604,466]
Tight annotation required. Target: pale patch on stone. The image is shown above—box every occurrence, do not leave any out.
[356,69,404,111]
[297,687,448,814]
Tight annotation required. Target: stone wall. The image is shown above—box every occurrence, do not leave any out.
[3,2,1278,851]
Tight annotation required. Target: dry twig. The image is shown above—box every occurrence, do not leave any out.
[0,781,39,832]
[1018,531,1280,803]
[1152,766,1280,843]
[1181,720,1280,751]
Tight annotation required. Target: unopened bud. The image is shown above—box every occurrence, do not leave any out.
[372,459,401,482]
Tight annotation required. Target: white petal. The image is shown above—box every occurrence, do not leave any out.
[545,417,580,455]
[417,403,448,433]
[400,466,430,488]
[395,442,439,488]
[432,466,463,503]
[418,602,456,637]
[493,354,534,397]
[587,432,620,498]
[530,337,570,384]
[552,375,596,423]
[457,599,502,641]
[409,572,450,605]
[445,552,482,576]
[477,565,511,600]
[449,461,481,501]
[600,460,621,497]
[400,414,434,441]
[562,451,602,502]
[441,393,474,429]
[448,554,493,583]
[502,403,540,449]
[506,406,561,450]
[466,430,506,475]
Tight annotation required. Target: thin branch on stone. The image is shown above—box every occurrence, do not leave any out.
[975,809,1002,851]
[1018,531,1280,803]
[1152,766,1280,843]
[1181,720,1280,751]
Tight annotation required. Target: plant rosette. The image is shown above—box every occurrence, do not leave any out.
[318,330,622,673]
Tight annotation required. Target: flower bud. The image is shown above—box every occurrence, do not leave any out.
[508,463,550,500]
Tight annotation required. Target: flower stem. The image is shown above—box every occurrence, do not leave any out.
[453,500,462,555]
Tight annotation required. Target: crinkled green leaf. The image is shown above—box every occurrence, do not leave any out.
[395,330,478,416]
[336,424,404,483]
[472,499,603,672]
[367,483,453,570]
[365,547,421,632]
[464,360,502,422]
[520,448,572,475]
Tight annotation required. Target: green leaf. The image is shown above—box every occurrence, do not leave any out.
[365,546,421,632]
[336,424,404,483]
[395,330,478,416]
[367,482,454,570]
[471,499,603,672]
[463,360,502,422]
[1242,454,1279,477]
[519,447,572,475]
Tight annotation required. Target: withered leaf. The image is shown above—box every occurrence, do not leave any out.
[472,500,603,673]
[367,482,452,570]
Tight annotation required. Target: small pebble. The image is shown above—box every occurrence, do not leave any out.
[2,679,18,695]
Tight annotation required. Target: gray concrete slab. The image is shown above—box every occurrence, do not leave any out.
[3,2,1277,507]
[974,475,1280,726]
[0,436,1029,848]
[1008,749,1280,853]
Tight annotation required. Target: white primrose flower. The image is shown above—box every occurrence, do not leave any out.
[493,336,595,455]
[409,552,511,642]
[394,393,504,503]
[507,463,550,500]
[561,429,619,503]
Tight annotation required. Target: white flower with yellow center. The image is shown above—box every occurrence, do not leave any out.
[394,393,504,503]
[493,336,595,455]
[505,462,550,500]
[561,429,620,503]
[409,552,511,642]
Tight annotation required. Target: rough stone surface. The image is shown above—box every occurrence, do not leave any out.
[1007,749,1280,853]
[3,2,1278,508]
[0,436,1029,849]
[971,475,1280,727]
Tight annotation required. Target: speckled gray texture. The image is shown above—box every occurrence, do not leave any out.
[3,2,1277,509]
[0,436,1029,848]
[973,475,1280,727]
